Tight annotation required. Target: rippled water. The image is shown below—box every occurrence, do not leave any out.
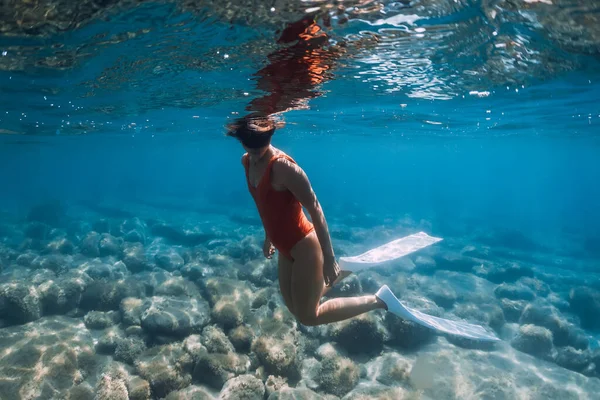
[1,0,599,138]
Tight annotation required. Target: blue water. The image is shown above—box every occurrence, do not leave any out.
[1,1,600,399]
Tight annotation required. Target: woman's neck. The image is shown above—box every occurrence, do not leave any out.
[251,145,275,165]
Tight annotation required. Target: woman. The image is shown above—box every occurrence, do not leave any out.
[227,115,387,326]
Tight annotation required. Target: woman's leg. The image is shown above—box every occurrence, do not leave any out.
[290,232,385,326]
[278,253,296,316]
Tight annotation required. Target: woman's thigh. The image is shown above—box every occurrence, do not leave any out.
[289,232,325,321]
[278,254,295,315]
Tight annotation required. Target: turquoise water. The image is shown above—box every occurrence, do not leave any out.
[1,1,600,399]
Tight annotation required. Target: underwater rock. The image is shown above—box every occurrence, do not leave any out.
[329,313,386,355]
[125,325,146,337]
[181,262,214,281]
[192,351,251,389]
[426,286,458,309]
[265,375,288,398]
[46,237,75,254]
[267,387,330,400]
[383,313,435,350]
[592,350,600,376]
[228,325,255,353]
[150,222,210,246]
[118,217,147,239]
[114,336,147,365]
[84,310,121,330]
[343,383,406,400]
[433,252,477,273]
[81,232,101,257]
[316,353,360,397]
[479,262,535,284]
[518,304,572,347]
[252,335,299,379]
[207,253,234,267]
[96,327,125,355]
[82,260,128,281]
[528,381,582,400]
[201,324,235,354]
[80,278,145,311]
[568,286,600,330]
[0,281,42,324]
[511,324,554,359]
[0,243,17,261]
[204,278,253,330]
[251,287,275,310]
[122,242,150,273]
[38,271,89,315]
[494,283,535,301]
[519,277,551,297]
[165,385,214,400]
[218,374,265,400]
[99,233,122,256]
[134,343,194,399]
[95,368,129,400]
[140,296,211,337]
[357,271,387,294]
[125,229,146,244]
[183,334,206,361]
[326,274,363,298]
[68,383,95,400]
[31,253,68,273]
[0,316,103,398]
[500,298,527,322]
[155,250,185,271]
[136,270,172,294]
[16,251,37,266]
[154,275,200,298]
[414,254,437,270]
[371,352,411,386]
[29,268,57,285]
[120,297,146,326]
[548,292,570,312]
[554,346,592,374]
[451,302,505,333]
[127,376,152,400]
[239,258,278,287]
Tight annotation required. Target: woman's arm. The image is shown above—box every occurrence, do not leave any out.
[273,159,335,262]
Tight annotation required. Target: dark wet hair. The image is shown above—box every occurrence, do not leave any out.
[226,114,275,149]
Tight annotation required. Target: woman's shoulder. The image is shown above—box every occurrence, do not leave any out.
[271,149,296,166]
[271,152,302,177]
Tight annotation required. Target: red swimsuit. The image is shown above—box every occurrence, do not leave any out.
[244,153,315,260]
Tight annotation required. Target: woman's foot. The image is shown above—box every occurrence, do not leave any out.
[374,293,388,310]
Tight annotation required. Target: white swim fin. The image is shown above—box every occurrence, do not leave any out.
[338,232,442,273]
[376,285,500,343]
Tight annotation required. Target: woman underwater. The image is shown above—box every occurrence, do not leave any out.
[227,115,388,326]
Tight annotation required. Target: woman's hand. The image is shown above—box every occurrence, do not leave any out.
[323,256,340,287]
[263,238,275,259]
